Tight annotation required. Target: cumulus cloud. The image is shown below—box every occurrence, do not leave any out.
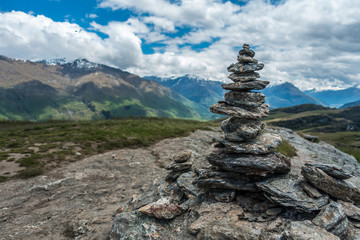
[99,0,360,90]
[1,0,360,90]
[0,11,142,69]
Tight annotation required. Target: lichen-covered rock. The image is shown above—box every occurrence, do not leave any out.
[305,163,352,180]
[338,200,360,221]
[302,165,360,204]
[222,80,270,91]
[218,132,282,155]
[176,171,203,197]
[221,117,265,142]
[207,150,290,176]
[224,91,265,108]
[172,150,192,163]
[257,174,329,212]
[282,221,340,240]
[210,102,269,119]
[188,202,264,239]
[312,201,350,239]
[228,72,259,82]
[138,198,183,220]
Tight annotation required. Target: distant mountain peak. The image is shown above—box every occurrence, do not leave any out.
[36,58,99,70]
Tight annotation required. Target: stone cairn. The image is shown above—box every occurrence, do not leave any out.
[195,43,291,202]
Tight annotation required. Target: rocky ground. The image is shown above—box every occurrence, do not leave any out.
[1,127,360,239]
[0,128,219,240]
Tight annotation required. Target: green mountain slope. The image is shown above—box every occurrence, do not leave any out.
[0,56,212,121]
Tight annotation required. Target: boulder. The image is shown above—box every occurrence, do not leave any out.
[302,165,360,204]
[221,117,265,142]
[257,174,329,212]
[222,80,270,91]
[218,132,282,155]
[210,102,269,119]
[207,150,290,176]
[224,91,265,108]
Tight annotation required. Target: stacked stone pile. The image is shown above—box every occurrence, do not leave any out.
[195,44,291,198]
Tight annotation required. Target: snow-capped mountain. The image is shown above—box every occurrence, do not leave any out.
[36,58,99,70]
[145,74,226,108]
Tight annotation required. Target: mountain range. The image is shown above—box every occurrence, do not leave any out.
[0,56,215,121]
[0,54,359,121]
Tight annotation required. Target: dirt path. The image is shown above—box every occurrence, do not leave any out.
[0,129,220,240]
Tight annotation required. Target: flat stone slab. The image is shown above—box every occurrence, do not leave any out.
[302,165,360,204]
[283,221,340,240]
[312,201,349,238]
[237,55,258,64]
[207,150,290,177]
[257,174,329,212]
[195,169,260,192]
[227,62,264,74]
[222,80,270,91]
[228,72,259,82]
[221,117,265,142]
[225,91,265,108]
[305,163,352,180]
[210,103,269,119]
[218,132,282,155]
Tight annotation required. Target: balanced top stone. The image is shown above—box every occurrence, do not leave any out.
[239,43,255,57]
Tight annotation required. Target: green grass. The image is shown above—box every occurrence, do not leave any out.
[0,117,218,180]
[275,140,297,158]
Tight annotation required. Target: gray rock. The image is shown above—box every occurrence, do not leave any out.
[188,202,264,239]
[301,181,324,198]
[165,161,192,171]
[312,201,349,238]
[266,208,282,216]
[207,150,290,177]
[302,165,360,204]
[139,197,183,219]
[305,163,352,180]
[228,72,260,82]
[224,91,265,108]
[237,55,258,64]
[195,169,259,192]
[110,212,143,239]
[303,133,319,142]
[338,200,360,221]
[257,174,329,212]
[210,102,269,119]
[209,189,236,203]
[165,169,190,182]
[227,62,264,74]
[176,171,203,197]
[239,43,255,57]
[218,132,282,155]
[222,80,270,91]
[221,117,265,142]
[282,221,340,240]
[172,150,192,163]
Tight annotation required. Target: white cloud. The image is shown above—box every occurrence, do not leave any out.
[2,0,360,91]
[99,0,360,90]
[0,11,142,69]
[86,13,98,19]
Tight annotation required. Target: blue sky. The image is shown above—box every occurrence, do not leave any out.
[0,0,360,90]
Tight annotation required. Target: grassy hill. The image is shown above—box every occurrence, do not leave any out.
[266,104,360,162]
[0,118,218,182]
